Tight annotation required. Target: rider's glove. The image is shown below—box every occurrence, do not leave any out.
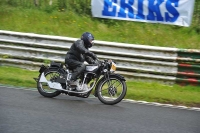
[87,51,97,60]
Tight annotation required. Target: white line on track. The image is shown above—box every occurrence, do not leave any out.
[1,84,200,112]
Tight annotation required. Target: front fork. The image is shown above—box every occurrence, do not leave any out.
[104,72,112,87]
[93,72,111,97]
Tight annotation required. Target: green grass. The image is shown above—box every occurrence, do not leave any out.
[0,66,199,107]
[0,66,38,88]
[125,81,200,107]
[0,4,200,49]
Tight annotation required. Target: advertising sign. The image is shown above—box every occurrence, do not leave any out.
[91,0,195,27]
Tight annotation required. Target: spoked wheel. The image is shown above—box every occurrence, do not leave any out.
[97,75,127,105]
[37,69,61,98]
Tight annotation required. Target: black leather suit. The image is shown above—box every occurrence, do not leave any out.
[65,40,97,80]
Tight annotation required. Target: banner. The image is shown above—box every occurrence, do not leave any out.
[91,0,195,27]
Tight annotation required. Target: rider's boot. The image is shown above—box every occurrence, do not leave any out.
[69,65,85,86]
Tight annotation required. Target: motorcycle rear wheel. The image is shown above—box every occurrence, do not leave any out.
[37,69,61,98]
[96,75,127,105]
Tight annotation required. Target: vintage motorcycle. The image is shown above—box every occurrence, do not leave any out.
[34,59,127,105]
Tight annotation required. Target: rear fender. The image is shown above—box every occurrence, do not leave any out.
[38,64,65,78]
[39,65,47,74]
[35,63,65,82]
[48,67,66,74]
[34,65,47,82]
[48,61,65,74]
[50,62,63,68]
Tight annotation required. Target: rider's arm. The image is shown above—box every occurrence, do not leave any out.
[75,40,97,60]
[85,56,95,64]
[75,40,89,53]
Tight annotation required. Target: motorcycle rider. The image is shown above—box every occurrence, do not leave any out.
[65,32,97,86]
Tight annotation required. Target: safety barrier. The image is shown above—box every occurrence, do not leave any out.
[0,30,199,85]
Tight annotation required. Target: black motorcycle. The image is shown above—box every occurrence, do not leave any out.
[34,59,127,105]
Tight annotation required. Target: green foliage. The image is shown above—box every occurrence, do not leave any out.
[2,0,199,27]
[2,55,10,59]
[56,0,67,11]
[44,59,51,65]
[0,0,91,14]
[0,0,199,49]
[68,0,91,15]
[0,54,9,59]
[3,0,19,6]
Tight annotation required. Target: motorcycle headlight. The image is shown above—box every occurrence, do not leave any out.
[110,62,116,72]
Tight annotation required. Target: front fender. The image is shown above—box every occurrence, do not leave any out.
[109,73,126,81]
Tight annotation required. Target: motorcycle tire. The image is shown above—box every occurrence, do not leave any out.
[37,68,61,98]
[96,75,127,105]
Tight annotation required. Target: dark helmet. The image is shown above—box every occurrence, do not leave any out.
[81,32,94,48]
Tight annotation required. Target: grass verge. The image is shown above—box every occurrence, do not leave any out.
[0,5,199,49]
[0,66,199,107]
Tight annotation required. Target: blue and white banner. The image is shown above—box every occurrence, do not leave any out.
[91,0,195,27]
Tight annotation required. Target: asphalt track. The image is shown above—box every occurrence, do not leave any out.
[0,86,199,133]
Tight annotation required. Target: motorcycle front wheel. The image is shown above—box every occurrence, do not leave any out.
[96,75,127,105]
